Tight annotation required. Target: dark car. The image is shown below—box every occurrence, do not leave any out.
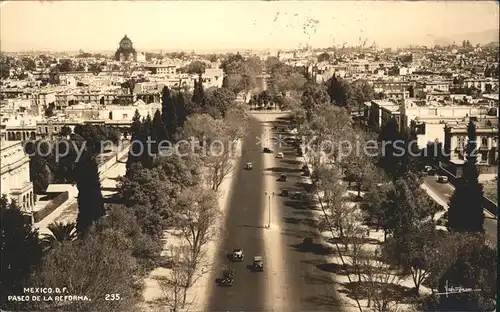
[218,269,235,286]
[278,174,287,182]
[263,147,273,153]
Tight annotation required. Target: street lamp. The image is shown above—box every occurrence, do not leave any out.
[264,191,275,228]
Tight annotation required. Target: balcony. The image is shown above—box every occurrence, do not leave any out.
[10,181,34,196]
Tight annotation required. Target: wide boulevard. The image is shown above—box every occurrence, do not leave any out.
[207,114,343,311]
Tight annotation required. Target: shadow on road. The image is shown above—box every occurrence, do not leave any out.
[302,294,342,308]
[290,241,336,256]
[327,236,382,246]
[240,224,266,229]
[265,167,302,173]
[303,272,332,285]
[284,200,316,210]
[339,281,417,304]
[280,159,302,166]
[284,217,318,227]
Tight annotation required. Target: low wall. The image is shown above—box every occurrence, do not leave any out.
[483,197,498,217]
[98,143,130,178]
[33,191,69,223]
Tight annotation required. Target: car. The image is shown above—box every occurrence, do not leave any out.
[245,162,253,170]
[281,189,289,197]
[232,249,244,261]
[278,174,287,182]
[291,192,302,200]
[276,152,284,159]
[302,165,308,172]
[424,165,436,175]
[253,256,264,271]
[218,268,235,286]
[263,147,273,153]
[437,175,449,183]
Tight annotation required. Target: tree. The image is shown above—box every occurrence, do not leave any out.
[317,52,331,62]
[382,224,446,296]
[183,60,206,74]
[341,131,378,197]
[437,238,497,311]
[301,104,352,165]
[60,125,72,136]
[149,109,165,154]
[223,104,249,140]
[448,121,484,233]
[326,75,352,108]
[41,221,77,248]
[221,54,262,93]
[161,86,179,140]
[192,73,205,106]
[315,165,361,250]
[361,248,403,312]
[157,245,191,312]
[0,196,43,309]
[92,205,162,270]
[28,228,142,312]
[153,154,204,189]
[44,102,55,117]
[301,82,330,121]
[120,164,180,236]
[202,87,236,118]
[28,152,52,194]
[172,186,220,304]
[75,151,105,237]
[360,183,397,241]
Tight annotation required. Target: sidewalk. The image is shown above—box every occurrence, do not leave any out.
[299,150,432,311]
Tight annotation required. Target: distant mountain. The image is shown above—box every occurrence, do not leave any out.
[432,29,499,46]
[483,41,499,48]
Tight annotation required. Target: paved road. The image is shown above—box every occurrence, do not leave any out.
[207,117,268,311]
[423,175,497,241]
[267,119,344,311]
[207,116,343,311]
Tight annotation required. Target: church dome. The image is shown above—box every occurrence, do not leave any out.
[119,35,133,50]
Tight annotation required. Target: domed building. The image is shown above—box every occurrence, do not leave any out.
[115,35,137,62]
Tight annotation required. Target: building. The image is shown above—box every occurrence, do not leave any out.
[115,35,137,62]
[144,64,178,75]
[0,140,35,212]
[444,118,498,170]
[367,100,401,130]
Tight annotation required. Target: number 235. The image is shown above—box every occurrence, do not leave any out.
[105,294,121,301]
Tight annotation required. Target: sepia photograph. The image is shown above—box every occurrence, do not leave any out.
[0,1,498,311]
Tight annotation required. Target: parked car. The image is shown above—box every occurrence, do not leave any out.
[437,175,449,183]
[263,147,273,153]
[424,165,436,175]
[276,152,284,159]
[245,162,253,170]
[278,174,287,182]
[291,192,302,200]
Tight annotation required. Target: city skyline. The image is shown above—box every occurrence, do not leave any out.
[1,1,499,53]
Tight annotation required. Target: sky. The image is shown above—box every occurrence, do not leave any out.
[1,1,499,52]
